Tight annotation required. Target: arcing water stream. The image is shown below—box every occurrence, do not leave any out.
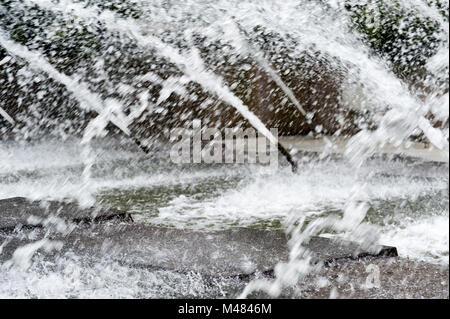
[0,0,448,298]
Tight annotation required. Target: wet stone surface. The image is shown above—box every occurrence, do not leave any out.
[250,257,449,299]
[0,198,397,278]
[0,223,447,298]
[0,197,132,232]
[0,197,447,298]
[0,223,396,277]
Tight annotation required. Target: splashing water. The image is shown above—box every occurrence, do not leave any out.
[0,0,448,298]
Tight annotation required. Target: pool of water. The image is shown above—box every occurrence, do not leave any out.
[1,137,448,266]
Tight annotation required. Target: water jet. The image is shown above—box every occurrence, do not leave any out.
[0,0,448,299]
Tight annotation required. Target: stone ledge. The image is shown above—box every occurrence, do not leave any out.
[0,197,133,232]
[0,197,397,278]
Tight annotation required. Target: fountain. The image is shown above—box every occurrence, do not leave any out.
[0,0,448,298]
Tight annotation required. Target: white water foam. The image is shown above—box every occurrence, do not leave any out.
[0,0,448,298]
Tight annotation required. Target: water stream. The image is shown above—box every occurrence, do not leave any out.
[0,0,448,298]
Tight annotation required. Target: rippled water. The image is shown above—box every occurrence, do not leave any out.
[1,138,448,265]
[0,0,448,298]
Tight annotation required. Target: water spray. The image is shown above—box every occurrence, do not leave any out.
[0,32,152,155]
[0,106,15,125]
[229,18,307,117]
[24,0,298,171]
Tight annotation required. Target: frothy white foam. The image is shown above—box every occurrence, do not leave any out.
[381,215,449,265]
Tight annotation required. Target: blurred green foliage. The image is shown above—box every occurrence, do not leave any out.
[0,0,142,65]
[0,0,447,79]
[345,0,448,78]
[86,0,142,19]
